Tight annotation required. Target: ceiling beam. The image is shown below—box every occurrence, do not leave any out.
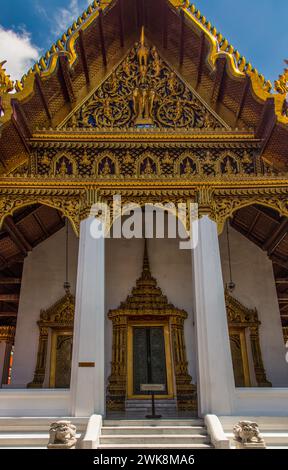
[0,312,17,318]
[4,216,32,256]
[35,73,52,121]
[0,278,21,285]
[263,219,288,255]
[247,211,261,235]
[58,55,76,103]
[0,294,19,302]
[79,30,90,85]
[0,255,23,271]
[98,8,107,67]
[270,254,288,271]
[33,212,50,239]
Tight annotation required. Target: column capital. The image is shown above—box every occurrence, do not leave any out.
[0,326,15,344]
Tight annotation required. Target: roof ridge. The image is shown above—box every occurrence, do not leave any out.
[15,0,113,92]
[175,1,272,90]
[170,1,288,124]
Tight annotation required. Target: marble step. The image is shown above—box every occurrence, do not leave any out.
[99,434,210,445]
[99,443,213,449]
[103,419,204,427]
[102,426,207,435]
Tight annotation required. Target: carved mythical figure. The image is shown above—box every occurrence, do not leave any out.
[233,421,264,445]
[59,159,67,176]
[137,27,149,77]
[101,158,111,175]
[133,87,155,124]
[47,421,77,449]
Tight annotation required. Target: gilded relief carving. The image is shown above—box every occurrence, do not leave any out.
[61,32,224,131]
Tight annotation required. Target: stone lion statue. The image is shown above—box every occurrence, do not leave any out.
[233,421,264,444]
[47,420,77,449]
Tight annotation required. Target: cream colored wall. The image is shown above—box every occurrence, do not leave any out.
[11,225,79,387]
[219,225,288,387]
[105,236,196,387]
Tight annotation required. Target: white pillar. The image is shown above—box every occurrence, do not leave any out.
[70,217,105,416]
[192,215,235,415]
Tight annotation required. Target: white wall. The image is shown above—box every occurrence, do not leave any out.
[219,225,288,387]
[11,225,79,387]
[105,236,196,387]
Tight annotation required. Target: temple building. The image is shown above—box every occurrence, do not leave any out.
[0,0,288,449]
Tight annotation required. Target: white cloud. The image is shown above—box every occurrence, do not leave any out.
[0,26,40,81]
[53,0,84,37]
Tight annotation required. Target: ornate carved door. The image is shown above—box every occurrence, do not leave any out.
[133,326,168,395]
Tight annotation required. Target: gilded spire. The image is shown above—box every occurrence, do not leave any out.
[142,239,151,279]
[140,26,145,47]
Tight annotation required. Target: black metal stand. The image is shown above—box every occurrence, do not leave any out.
[146,392,162,419]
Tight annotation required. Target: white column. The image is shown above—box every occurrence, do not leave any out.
[70,217,105,417]
[192,215,235,415]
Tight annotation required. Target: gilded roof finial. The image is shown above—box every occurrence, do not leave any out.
[0,61,14,95]
[140,25,145,47]
[274,60,288,95]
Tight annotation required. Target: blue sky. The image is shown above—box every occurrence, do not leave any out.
[0,0,287,85]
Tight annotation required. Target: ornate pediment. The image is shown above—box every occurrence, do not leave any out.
[60,30,225,131]
[108,241,187,320]
[225,289,259,326]
[39,292,75,327]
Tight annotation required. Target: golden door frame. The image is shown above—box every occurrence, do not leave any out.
[127,321,174,400]
[229,327,251,387]
[49,330,73,388]
[28,292,74,388]
[226,289,271,387]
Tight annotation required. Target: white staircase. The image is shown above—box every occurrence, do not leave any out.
[219,416,288,449]
[98,419,213,449]
[0,417,88,448]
